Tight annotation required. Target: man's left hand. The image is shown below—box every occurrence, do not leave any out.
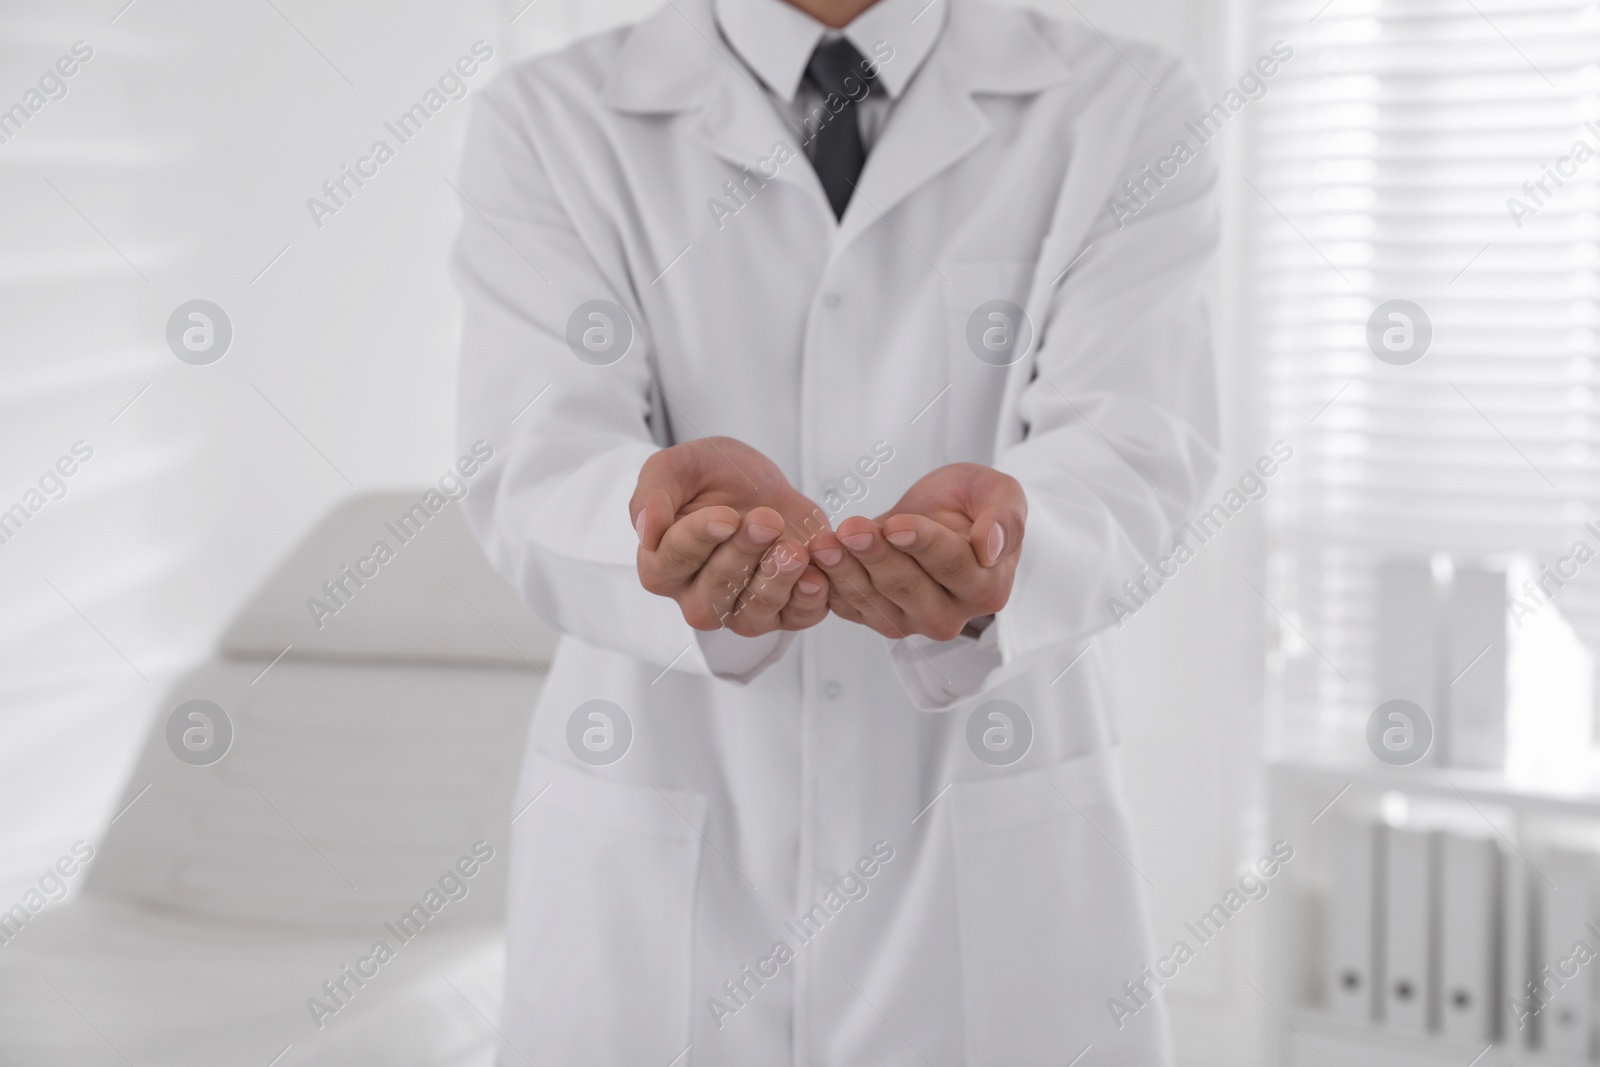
[808,463,1026,641]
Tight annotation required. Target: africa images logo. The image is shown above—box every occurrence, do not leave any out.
[165,700,233,766]
[1366,699,1432,766]
[566,700,632,766]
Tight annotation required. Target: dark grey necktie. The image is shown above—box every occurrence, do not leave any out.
[804,37,876,219]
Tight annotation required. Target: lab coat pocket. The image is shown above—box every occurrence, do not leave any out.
[502,751,706,1064]
[940,261,1037,463]
[949,748,1169,1066]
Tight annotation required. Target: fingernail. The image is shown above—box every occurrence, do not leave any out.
[749,524,781,545]
[707,520,737,539]
[634,511,648,544]
[886,529,917,548]
[814,547,843,566]
[986,524,1005,565]
[798,579,823,595]
[777,549,804,573]
[841,532,874,552]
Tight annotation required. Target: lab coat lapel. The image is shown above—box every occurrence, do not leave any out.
[835,0,1074,252]
[690,75,832,212]
[834,40,989,251]
[604,0,831,215]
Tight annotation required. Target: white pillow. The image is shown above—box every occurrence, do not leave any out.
[219,491,558,668]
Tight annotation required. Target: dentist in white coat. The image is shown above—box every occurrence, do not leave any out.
[455,0,1219,1062]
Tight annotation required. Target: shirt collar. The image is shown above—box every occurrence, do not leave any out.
[713,0,947,104]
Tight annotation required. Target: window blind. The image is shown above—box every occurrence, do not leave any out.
[1246,0,1600,750]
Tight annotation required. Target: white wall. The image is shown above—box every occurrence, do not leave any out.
[0,0,501,889]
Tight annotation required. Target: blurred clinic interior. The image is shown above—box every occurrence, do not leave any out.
[3,0,1600,1064]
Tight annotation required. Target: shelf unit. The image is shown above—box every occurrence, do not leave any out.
[1266,757,1600,1067]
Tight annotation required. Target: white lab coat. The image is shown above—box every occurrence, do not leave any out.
[453,0,1219,1063]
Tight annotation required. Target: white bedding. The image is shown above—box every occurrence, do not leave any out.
[0,896,503,1065]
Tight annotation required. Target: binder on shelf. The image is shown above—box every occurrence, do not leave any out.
[1439,833,1501,1042]
[1382,825,1436,1033]
[1376,558,1440,764]
[1444,563,1507,769]
[1324,818,1379,1023]
[1538,850,1596,1058]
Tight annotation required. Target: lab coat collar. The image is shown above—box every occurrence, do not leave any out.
[945,0,1074,95]
[830,0,1071,245]
[603,0,1070,114]
[603,0,1071,239]
[602,2,721,115]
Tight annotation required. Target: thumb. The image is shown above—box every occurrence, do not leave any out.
[969,471,1026,568]
[629,449,696,552]
[629,487,676,551]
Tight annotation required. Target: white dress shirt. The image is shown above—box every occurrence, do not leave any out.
[714,0,945,160]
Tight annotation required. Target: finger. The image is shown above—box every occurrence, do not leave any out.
[688,507,786,625]
[810,523,911,638]
[826,594,866,626]
[836,516,953,619]
[630,487,672,553]
[629,448,701,551]
[725,540,809,635]
[779,565,831,630]
[880,513,989,599]
[637,505,740,597]
[773,490,834,551]
[967,471,1028,567]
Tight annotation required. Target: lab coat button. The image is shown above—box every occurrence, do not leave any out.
[823,680,842,699]
[822,292,842,309]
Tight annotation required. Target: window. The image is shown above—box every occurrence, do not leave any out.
[1248,0,1600,764]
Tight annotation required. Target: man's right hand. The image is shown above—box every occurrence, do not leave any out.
[630,436,832,636]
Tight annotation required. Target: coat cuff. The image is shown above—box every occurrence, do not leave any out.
[693,629,795,684]
[887,622,1006,711]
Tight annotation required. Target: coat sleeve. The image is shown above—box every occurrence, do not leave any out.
[452,80,787,679]
[889,61,1223,709]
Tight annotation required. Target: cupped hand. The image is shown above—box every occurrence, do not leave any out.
[630,436,832,636]
[808,463,1025,641]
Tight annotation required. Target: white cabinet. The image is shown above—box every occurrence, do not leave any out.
[1268,759,1600,1067]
